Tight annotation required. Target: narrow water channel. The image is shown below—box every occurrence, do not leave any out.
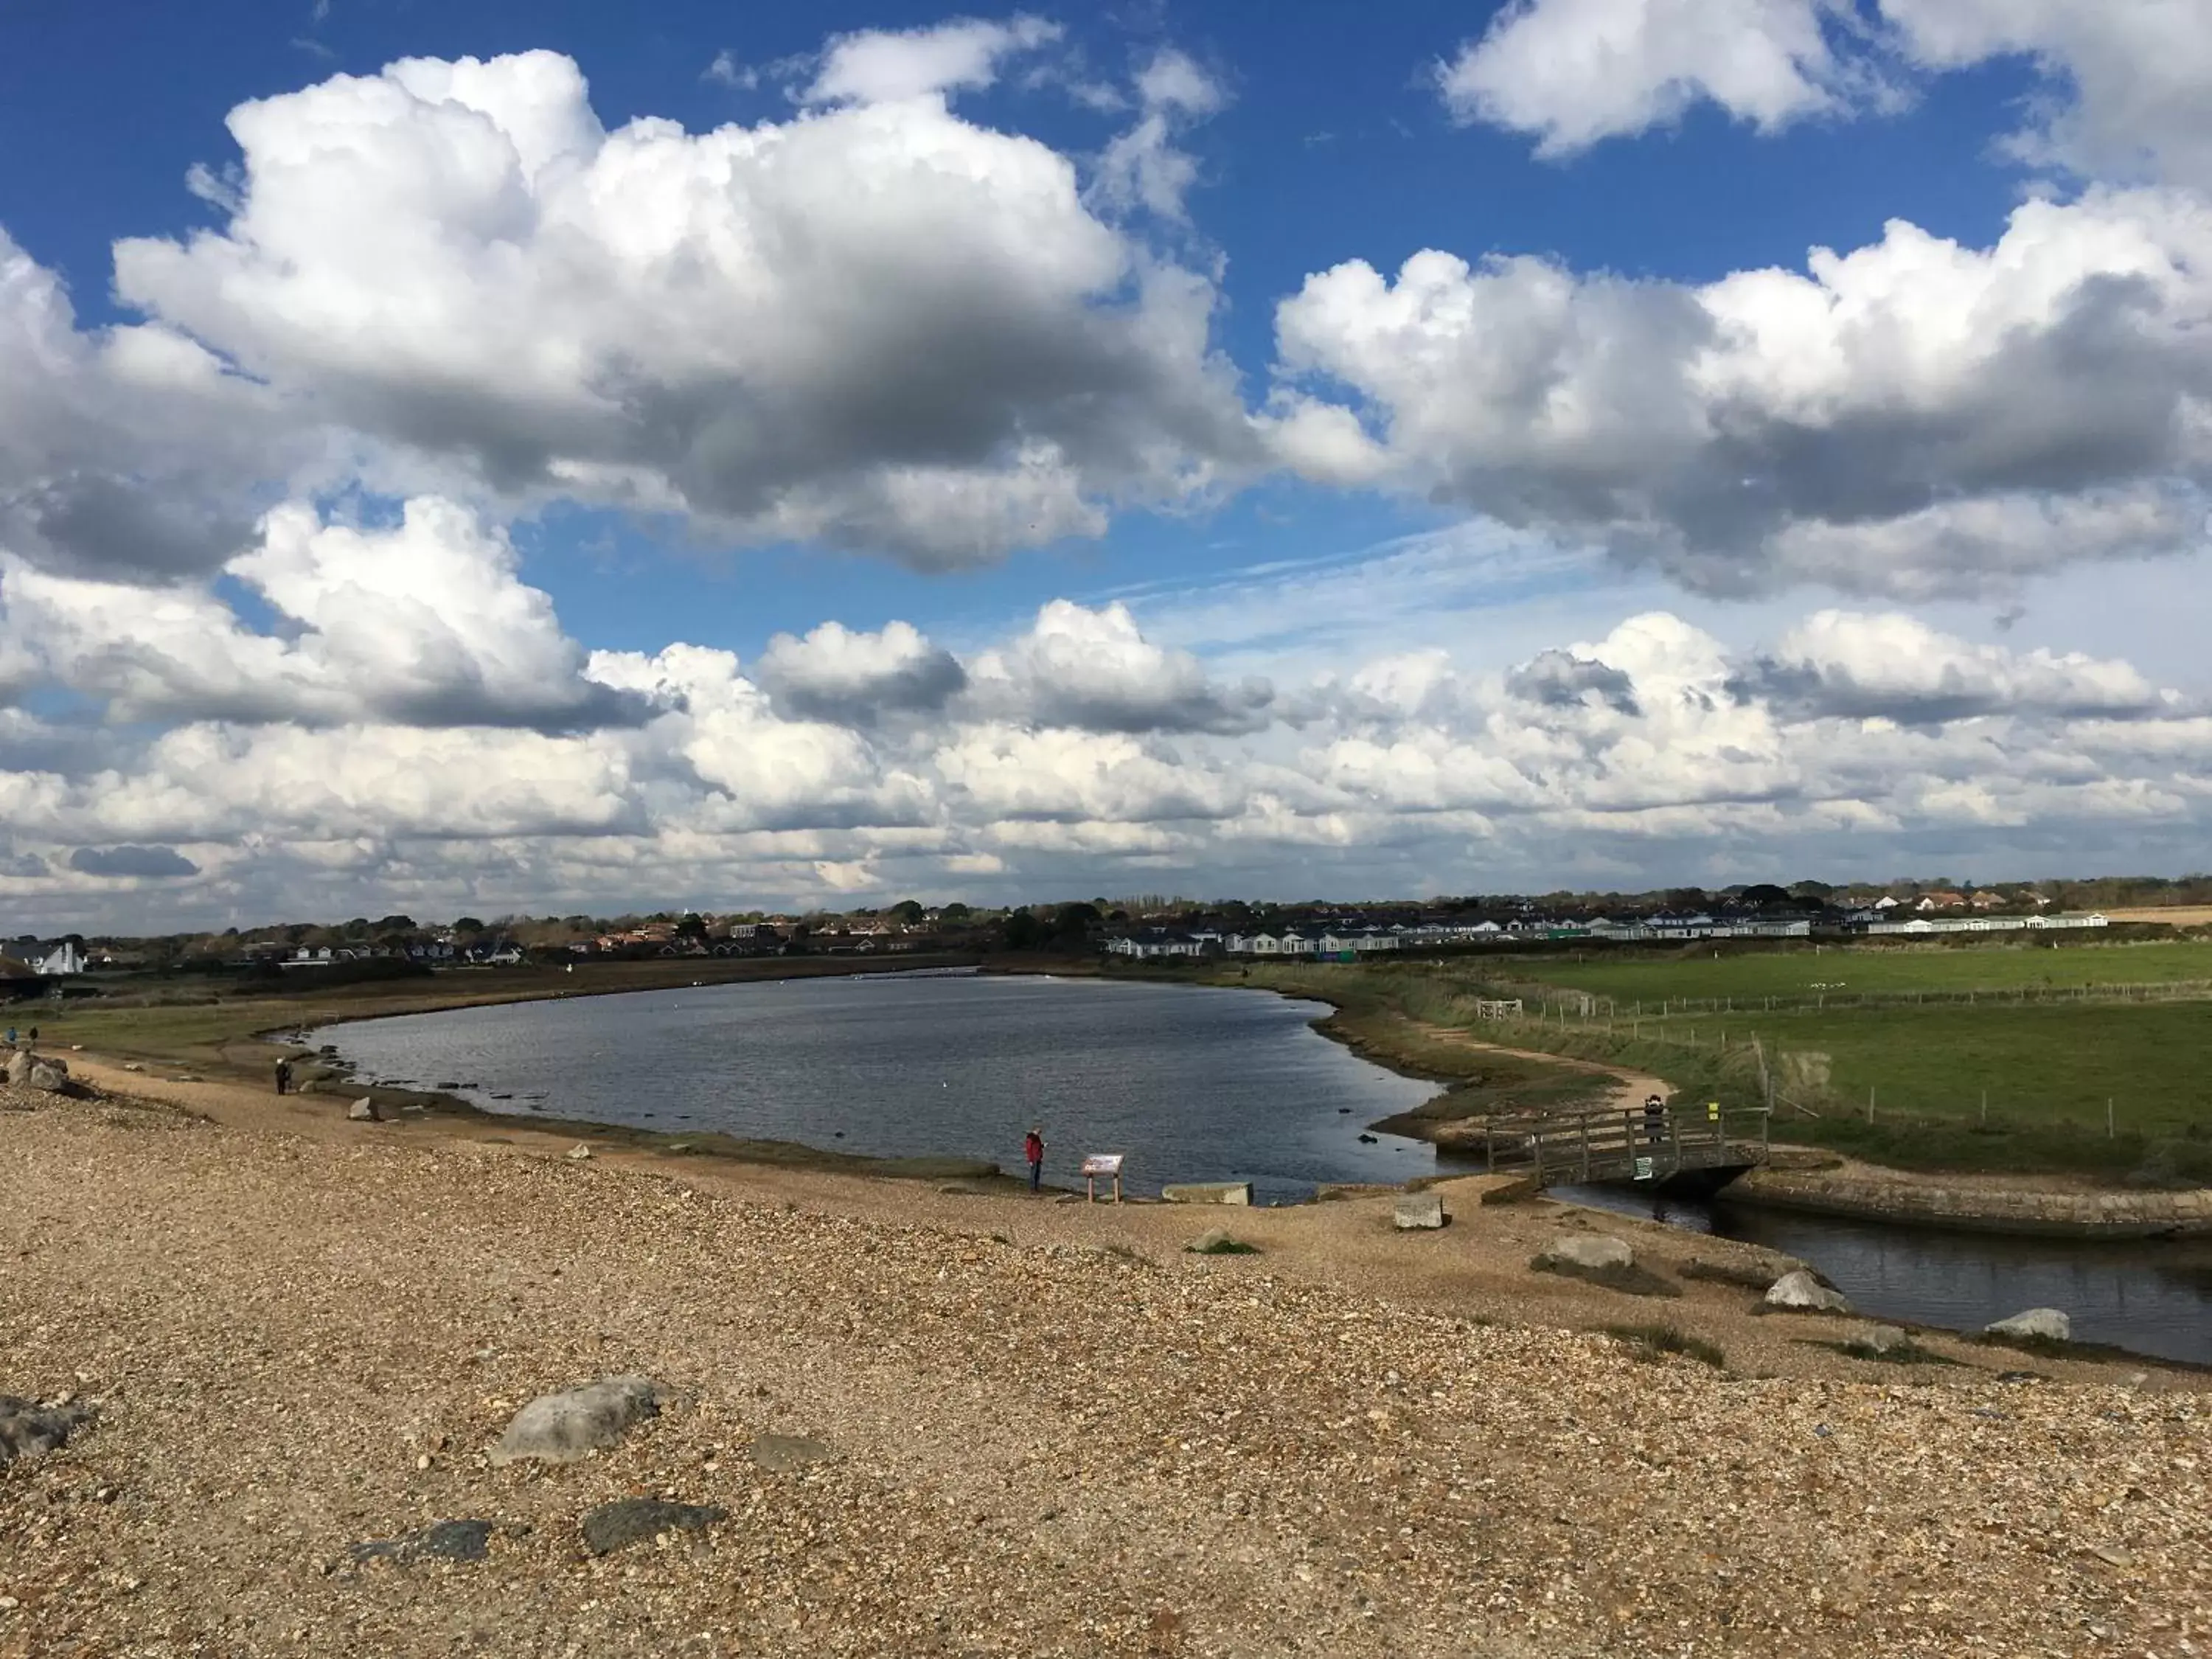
[1554,1183,2212,1367]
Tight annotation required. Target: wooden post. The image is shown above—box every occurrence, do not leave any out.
[1484,1119,1495,1174]
[1980,1088,1988,1126]
[1867,1085,1875,1124]
[2107,1097,2115,1139]
[1532,1120,1545,1183]
[1667,1107,1682,1175]
[1579,1113,1591,1182]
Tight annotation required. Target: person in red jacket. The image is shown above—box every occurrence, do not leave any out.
[1023,1127,1046,1192]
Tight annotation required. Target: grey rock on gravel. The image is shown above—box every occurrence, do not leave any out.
[486,1376,664,1466]
[1985,1307,2070,1343]
[1536,1234,1632,1271]
[349,1519,496,1566]
[1848,1324,1910,1356]
[579,1498,726,1556]
[1393,1194,1446,1231]
[0,1395,95,1464]
[1765,1270,1854,1315]
[751,1433,838,1473]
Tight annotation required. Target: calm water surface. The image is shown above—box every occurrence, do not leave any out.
[1555,1183,2212,1367]
[323,970,1452,1203]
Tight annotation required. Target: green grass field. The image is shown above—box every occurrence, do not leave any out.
[1503,938,2212,1006]
[1258,956,2212,1183]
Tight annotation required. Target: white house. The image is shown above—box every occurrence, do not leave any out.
[30,941,84,975]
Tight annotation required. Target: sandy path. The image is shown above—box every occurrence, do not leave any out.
[1404,1022,1677,1113]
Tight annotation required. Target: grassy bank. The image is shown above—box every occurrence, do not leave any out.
[1225,956,2212,1186]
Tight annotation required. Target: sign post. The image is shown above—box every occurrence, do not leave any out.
[1079,1152,1124,1204]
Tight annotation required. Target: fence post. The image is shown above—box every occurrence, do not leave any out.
[1484,1119,1495,1173]
[2108,1097,2115,1139]
[1980,1089,1987,1126]
[1867,1085,1875,1125]
[1579,1114,1591,1182]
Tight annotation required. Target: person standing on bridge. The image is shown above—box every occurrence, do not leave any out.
[1643,1093,1666,1145]
[1023,1126,1046,1192]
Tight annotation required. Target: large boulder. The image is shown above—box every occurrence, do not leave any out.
[1536,1234,1633,1272]
[4,1050,30,1086]
[1984,1307,2070,1343]
[0,1396,95,1466]
[485,1376,664,1467]
[1393,1194,1447,1231]
[1847,1324,1911,1357]
[1764,1269,1854,1315]
[579,1498,726,1556]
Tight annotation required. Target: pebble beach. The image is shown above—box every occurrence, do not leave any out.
[4,1074,2208,1657]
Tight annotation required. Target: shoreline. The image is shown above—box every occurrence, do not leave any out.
[42,953,2212,1239]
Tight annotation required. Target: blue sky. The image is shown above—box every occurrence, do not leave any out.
[1,1,2209,927]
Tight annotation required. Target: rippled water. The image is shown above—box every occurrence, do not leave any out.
[321,970,1452,1203]
[1555,1183,2212,1366]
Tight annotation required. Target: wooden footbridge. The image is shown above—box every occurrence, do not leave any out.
[1464,1102,1772,1197]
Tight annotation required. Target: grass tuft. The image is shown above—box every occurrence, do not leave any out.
[1531,1256,1683,1298]
[1601,1323,1724,1368]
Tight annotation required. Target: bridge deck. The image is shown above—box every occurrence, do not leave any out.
[1467,1103,1770,1190]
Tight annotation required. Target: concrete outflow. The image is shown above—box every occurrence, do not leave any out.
[1393,1194,1447,1231]
[1764,1270,1854,1315]
[1535,1235,1632,1272]
[486,1376,664,1466]
[1985,1307,2071,1343]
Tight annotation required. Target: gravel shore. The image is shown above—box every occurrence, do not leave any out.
[3,1079,2206,1657]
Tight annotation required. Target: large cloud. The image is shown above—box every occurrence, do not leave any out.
[1270,189,2212,597]
[0,497,647,731]
[1441,0,2212,187]
[108,49,1256,570]
[967,599,1276,734]
[755,621,968,725]
[0,230,305,581]
[1732,608,2176,723]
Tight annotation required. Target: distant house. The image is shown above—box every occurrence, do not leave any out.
[1105,929,1214,961]
[1916,891,1967,912]
[30,941,84,975]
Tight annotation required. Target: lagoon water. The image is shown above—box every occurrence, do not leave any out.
[1556,1183,2212,1367]
[324,968,2212,1363]
[323,970,1451,1203]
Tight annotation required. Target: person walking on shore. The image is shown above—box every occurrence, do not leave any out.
[275,1057,292,1096]
[1023,1127,1046,1192]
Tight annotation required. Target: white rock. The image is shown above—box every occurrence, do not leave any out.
[1849,1324,1910,1355]
[1536,1234,1632,1271]
[347,1097,379,1122]
[1764,1269,1854,1315]
[567,1144,593,1161]
[1394,1194,1447,1231]
[487,1376,664,1466]
[1984,1307,2070,1343]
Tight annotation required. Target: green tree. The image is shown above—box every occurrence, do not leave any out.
[676,912,708,940]
[452,917,486,934]
[888,899,925,925]
[1001,911,1046,950]
[375,914,417,933]
[939,901,972,920]
[1053,901,1102,939]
